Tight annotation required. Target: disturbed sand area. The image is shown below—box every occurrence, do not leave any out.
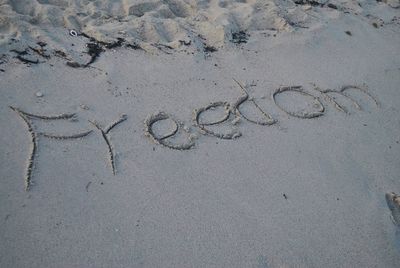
[0,0,399,62]
[1,1,400,268]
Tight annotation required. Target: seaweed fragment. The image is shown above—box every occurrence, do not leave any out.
[327,3,337,9]
[79,32,95,41]
[153,43,174,54]
[179,40,191,46]
[29,46,50,59]
[54,50,68,59]
[0,54,7,65]
[293,0,323,7]
[67,34,133,68]
[231,31,249,44]
[126,43,142,50]
[293,0,338,9]
[104,38,125,49]
[86,42,104,66]
[10,49,40,64]
[66,42,103,68]
[203,44,217,53]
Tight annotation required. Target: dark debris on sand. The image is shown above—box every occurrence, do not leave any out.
[231,31,249,44]
[85,42,104,66]
[4,32,143,69]
[0,54,8,65]
[293,0,338,9]
[29,45,51,59]
[203,44,218,53]
[294,0,322,6]
[10,49,40,65]
[67,34,142,68]
[9,42,51,65]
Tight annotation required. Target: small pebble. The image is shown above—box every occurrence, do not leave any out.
[35,92,43,97]
[80,104,89,110]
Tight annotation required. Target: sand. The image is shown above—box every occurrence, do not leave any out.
[1,1,400,267]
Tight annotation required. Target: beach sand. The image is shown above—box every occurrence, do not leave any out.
[1,1,400,267]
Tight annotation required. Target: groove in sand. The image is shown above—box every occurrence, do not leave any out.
[89,114,127,175]
[193,102,241,140]
[10,106,92,190]
[232,78,276,126]
[145,112,195,150]
[272,86,325,119]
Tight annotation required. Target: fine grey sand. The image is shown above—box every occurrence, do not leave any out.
[1,1,400,267]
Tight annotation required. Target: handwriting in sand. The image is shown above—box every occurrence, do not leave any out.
[10,80,379,191]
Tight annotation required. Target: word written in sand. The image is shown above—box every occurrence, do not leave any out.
[146,80,379,149]
[11,80,379,191]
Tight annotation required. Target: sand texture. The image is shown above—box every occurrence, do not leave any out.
[0,0,399,57]
[1,1,400,267]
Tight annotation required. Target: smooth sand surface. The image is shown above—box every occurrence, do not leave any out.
[1,1,400,267]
